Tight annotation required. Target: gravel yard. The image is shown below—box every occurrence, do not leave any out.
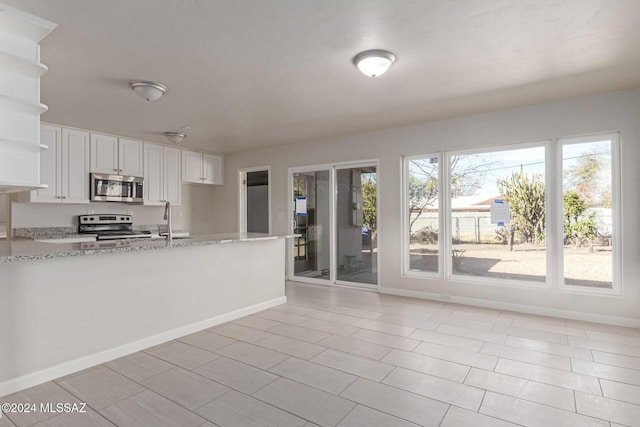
[410,242,612,288]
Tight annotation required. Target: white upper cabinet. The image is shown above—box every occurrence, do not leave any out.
[182,149,224,185]
[143,143,181,205]
[90,133,143,176]
[118,138,144,177]
[63,128,91,203]
[164,146,181,203]
[89,133,117,173]
[181,150,204,183]
[203,153,224,185]
[31,124,90,203]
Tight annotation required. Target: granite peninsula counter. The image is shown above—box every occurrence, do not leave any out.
[0,233,293,396]
[0,232,293,262]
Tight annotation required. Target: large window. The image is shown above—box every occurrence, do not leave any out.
[406,155,439,274]
[561,135,617,290]
[448,145,547,284]
[403,133,620,293]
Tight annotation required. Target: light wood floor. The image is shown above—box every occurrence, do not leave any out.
[2,281,640,426]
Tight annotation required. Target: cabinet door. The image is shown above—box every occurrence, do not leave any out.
[182,150,203,183]
[90,133,118,173]
[203,153,223,185]
[32,124,60,202]
[61,128,90,203]
[164,146,181,205]
[143,143,164,205]
[119,138,143,177]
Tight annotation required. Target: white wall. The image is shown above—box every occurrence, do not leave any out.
[211,89,640,325]
[12,183,216,235]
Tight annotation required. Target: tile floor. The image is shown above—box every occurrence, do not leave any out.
[2,281,640,426]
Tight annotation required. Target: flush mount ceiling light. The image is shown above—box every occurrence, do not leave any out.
[353,49,396,77]
[129,80,167,101]
[163,132,186,144]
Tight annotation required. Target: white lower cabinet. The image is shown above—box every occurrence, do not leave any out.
[182,149,223,185]
[31,124,90,203]
[143,143,181,205]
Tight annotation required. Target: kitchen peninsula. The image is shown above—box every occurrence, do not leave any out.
[0,233,291,396]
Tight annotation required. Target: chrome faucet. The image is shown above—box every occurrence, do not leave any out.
[163,201,172,243]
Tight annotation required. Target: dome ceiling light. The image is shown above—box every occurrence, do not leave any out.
[129,80,167,101]
[352,49,396,77]
[163,131,186,144]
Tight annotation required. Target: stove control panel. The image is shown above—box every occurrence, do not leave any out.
[79,215,132,224]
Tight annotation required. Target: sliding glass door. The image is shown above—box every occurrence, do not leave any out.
[290,162,378,288]
[336,165,377,285]
[292,170,331,280]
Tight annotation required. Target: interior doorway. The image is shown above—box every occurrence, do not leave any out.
[239,166,270,234]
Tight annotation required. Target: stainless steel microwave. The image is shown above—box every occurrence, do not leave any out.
[90,173,144,203]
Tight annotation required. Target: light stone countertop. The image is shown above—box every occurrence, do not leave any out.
[0,233,296,262]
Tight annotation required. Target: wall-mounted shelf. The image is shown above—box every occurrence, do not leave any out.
[0,95,48,115]
[0,3,56,195]
[0,138,47,152]
[0,181,47,194]
[0,51,48,77]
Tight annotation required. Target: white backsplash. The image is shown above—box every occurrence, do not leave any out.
[11,184,216,235]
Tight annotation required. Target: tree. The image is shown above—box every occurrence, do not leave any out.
[361,174,377,229]
[496,168,545,251]
[564,148,609,207]
[563,190,598,250]
[408,154,497,235]
[408,159,439,231]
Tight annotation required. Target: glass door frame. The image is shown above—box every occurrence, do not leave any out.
[287,160,379,289]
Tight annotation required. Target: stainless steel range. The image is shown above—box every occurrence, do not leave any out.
[78,214,151,240]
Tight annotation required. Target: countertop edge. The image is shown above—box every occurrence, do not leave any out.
[0,233,298,262]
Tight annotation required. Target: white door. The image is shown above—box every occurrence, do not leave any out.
[182,150,203,183]
[62,128,90,203]
[143,143,164,205]
[203,153,223,184]
[90,133,118,173]
[164,146,182,205]
[118,138,143,177]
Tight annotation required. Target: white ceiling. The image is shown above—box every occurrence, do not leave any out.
[6,0,640,153]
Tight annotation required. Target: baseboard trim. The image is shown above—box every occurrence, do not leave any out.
[379,287,640,328]
[0,296,286,397]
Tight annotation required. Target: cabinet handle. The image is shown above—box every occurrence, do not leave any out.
[113,168,118,172]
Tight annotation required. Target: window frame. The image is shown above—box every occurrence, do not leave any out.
[556,133,621,296]
[443,141,551,289]
[402,135,621,295]
[402,153,443,279]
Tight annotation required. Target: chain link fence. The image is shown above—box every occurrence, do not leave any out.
[410,211,612,245]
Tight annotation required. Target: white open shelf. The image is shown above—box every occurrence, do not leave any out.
[0,94,48,115]
[0,138,47,151]
[0,51,48,77]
